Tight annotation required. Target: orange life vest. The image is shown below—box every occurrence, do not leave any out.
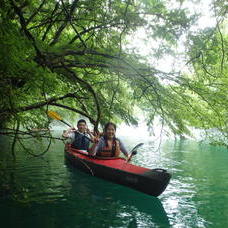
[96,139,120,157]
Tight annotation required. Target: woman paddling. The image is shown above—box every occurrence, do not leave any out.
[91,122,129,159]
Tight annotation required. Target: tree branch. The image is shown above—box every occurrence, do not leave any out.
[60,0,87,48]
[42,2,60,41]
[51,103,96,125]
[217,23,225,74]
[49,0,79,46]
[26,0,47,26]
[10,0,43,58]
[61,64,101,131]
[0,93,86,114]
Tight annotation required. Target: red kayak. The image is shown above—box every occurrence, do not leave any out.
[65,144,171,197]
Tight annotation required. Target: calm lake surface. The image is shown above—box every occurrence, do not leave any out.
[1,129,228,228]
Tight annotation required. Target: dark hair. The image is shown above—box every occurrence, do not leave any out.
[104,122,116,132]
[77,119,86,125]
[103,122,117,156]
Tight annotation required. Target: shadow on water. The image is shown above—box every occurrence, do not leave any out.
[0,133,170,227]
[2,132,228,227]
[64,161,171,227]
[0,162,170,228]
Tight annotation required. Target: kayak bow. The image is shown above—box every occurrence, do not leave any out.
[65,144,171,197]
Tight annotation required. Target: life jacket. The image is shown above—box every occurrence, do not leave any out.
[96,138,120,157]
[72,131,90,150]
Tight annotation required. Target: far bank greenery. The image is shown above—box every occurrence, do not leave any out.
[0,0,228,147]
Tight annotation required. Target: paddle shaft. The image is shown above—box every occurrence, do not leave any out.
[60,120,93,142]
[60,119,72,128]
[126,143,144,163]
[126,152,135,163]
[48,110,93,142]
[72,130,93,143]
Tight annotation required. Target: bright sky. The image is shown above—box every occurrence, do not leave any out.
[126,0,217,74]
[120,0,218,139]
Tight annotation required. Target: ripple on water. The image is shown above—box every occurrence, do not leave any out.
[1,136,228,228]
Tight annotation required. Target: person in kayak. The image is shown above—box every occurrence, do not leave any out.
[90,122,129,158]
[62,119,94,150]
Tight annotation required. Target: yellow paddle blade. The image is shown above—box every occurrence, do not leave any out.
[47,110,62,121]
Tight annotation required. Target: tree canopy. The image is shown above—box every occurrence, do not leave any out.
[0,0,228,147]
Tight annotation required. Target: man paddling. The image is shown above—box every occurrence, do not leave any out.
[62,119,94,150]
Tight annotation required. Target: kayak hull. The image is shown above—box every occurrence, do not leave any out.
[65,144,171,197]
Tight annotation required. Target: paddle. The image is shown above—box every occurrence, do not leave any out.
[47,110,93,142]
[126,143,144,162]
[47,110,72,127]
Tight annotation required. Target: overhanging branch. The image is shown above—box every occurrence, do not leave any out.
[51,103,96,125]
[0,93,87,115]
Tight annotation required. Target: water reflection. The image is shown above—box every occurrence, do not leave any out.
[1,131,228,227]
[0,137,170,228]
[66,163,170,227]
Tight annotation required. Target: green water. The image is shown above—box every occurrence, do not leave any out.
[1,132,228,228]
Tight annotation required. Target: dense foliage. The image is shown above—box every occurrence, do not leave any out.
[0,0,227,146]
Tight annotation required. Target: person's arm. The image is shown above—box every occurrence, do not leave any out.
[86,128,95,142]
[89,137,104,156]
[62,128,75,138]
[119,139,129,158]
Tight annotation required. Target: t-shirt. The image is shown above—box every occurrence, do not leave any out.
[93,136,128,156]
[68,131,90,142]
